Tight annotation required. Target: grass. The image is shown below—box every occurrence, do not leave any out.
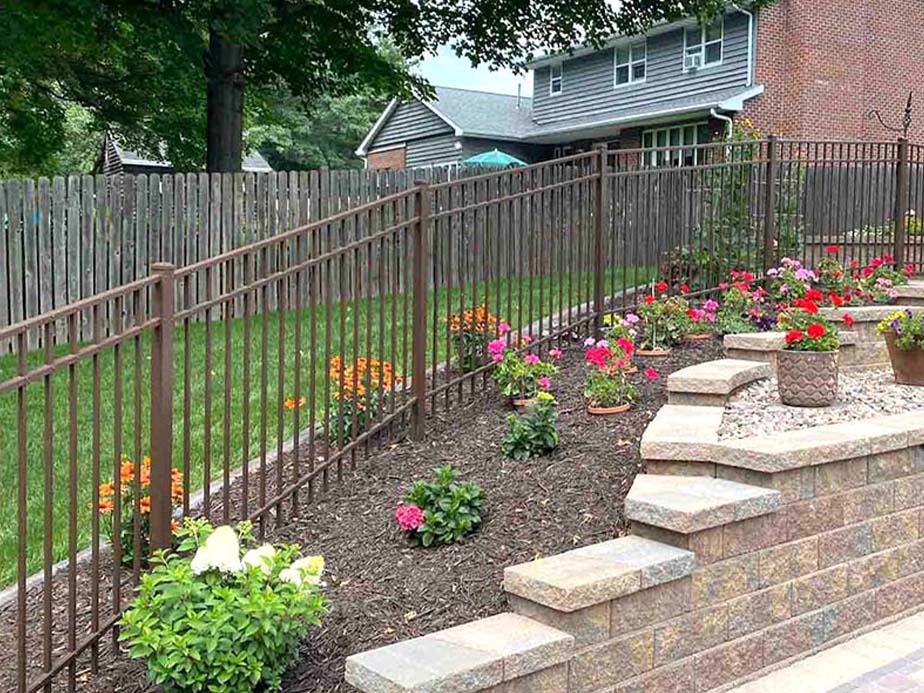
[0,266,652,586]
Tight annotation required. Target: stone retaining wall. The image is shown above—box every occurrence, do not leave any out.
[344,371,924,693]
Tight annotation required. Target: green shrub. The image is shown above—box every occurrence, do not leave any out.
[501,392,559,460]
[119,519,328,693]
[400,466,484,546]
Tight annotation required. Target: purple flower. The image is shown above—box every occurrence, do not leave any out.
[583,337,596,347]
[625,313,640,324]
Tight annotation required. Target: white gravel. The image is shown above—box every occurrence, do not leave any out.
[718,369,924,440]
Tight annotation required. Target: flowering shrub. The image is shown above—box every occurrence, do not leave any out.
[447,305,505,372]
[582,339,639,409]
[685,299,719,334]
[715,273,773,334]
[637,285,690,349]
[766,258,816,303]
[329,356,401,442]
[398,465,484,546]
[119,519,327,693]
[501,392,559,460]
[99,456,183,567]
[777,309,842,352]
[488,339,560,399]
[878,309,924,350]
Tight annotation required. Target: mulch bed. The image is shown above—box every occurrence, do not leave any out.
[2,338,723,693]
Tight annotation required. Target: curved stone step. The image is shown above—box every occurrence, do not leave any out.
[626,474,780,534]
[667,358,771,406]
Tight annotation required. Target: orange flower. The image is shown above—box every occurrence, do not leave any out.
[119,462,135,483]
[285,396,307,411]
[171,520,180,533]
[139,496,151,514]
[99,482,115,499]
[98,498,114,514]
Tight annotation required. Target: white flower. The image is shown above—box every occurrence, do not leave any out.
[190,525,242,575]
[278,567,303,587]
[291,555,325,585]
[242,544,276,575]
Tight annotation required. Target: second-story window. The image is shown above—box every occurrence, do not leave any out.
[550,63,563,95]
[683,18,723,70]
[614,41,646,87]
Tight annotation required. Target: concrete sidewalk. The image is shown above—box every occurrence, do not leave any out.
[732,611,924,692]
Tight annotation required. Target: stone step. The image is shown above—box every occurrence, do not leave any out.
[625,474,780,534]
[344,612,573,693]
[894,281,924,306]
[503,535,695,613]
[723,331,857,371]
[666,358,771,406]
[640,404,724,465]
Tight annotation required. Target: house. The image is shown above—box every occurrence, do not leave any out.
[95,133,273,175]
[358,1,924,169]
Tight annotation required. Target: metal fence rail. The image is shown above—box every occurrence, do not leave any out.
[1,138,920,692]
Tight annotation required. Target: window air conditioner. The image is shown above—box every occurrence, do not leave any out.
[684,53,702,70]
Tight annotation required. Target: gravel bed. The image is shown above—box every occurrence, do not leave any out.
[719,369,924,440]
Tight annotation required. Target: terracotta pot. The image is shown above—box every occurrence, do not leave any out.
[625,365,639,374]
[511,397,536,410]
[777,350,839,407]
[587,403,631,415]
[884,331,924,386]
[684,333,714,342]
[636,348,672,357]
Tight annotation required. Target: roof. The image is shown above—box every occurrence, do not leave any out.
[108,135,273,173]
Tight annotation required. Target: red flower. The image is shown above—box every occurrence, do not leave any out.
[585,346,613,369]
[825,245,840,254]
[863,266,874,277]
[644,367,659,381]
[805,289,824,302]
[656,281,669,293]
[644,295,655,304]
[680,284,690,293]
[807,323,826,339]
[843,314,855,328]
[718,282,729,290]
[785,330,804,344]
[793,298,819,314]
[829,293,844,307]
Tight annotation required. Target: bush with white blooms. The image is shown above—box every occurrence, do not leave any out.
[119,519,328,693]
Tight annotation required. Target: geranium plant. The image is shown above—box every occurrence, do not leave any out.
[636,284,690,350]
[685,299,719,335]
[604,312,640,343]
[501,391,559,460]
[715,273,773,334]
[878,309,924,350]
[766,257,816,304]
[119,519,328,693]
[777,309,842,352]
[447,304,504,372]
[99,456,184,567]
[329,356,401,442]
[397,465,484,546]
[583,339,639,410]
[488,338,560,400]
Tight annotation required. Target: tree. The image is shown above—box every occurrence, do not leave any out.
[1,0,770,173]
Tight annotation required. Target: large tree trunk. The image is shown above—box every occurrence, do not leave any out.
[205,29,244,172]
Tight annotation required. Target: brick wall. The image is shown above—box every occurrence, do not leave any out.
[367,146,406,170]
[744,0,924,141]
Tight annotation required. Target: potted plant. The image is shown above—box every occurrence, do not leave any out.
[636,284,689,356]
[604,314,640,372]
[877,309,924,385]
[583,341,639,415]
[488,338,560,408]
[776,305,844,407]
[684,299,719,341]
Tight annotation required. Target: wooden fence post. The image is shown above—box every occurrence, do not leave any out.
[593,144,608,336]
[762,135,779,272]
[410,182,429,441]
[894,137,910,269]
[149,262,175,551]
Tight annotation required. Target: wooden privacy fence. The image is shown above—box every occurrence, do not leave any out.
[0,138,921,693]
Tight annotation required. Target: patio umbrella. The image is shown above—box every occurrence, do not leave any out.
[462,149,528,167]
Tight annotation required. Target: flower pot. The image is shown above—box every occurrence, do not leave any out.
[587,403,631,415]
[777,350,839,407]
[636,348,672,357]
[683,333,714,342]
[511,397,536,411]
[883,331,924,386]
[625,365,639,375]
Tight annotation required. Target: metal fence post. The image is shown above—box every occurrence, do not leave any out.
[410,182,429,440]
[149,262,175,551]
[894,137,910,269]
[593,144,608,336]
[762,135,779,272]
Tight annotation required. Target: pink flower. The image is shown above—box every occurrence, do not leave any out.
[644,368,659,381]
[487,339,506,356]
[498,322,511,335]
[615,337,635,356]
[395,504,425,531]
[492,353,504,363]
[549,348,563,360]
[521,335,533,345]
[524,353,540,365]
[538,376,551,390]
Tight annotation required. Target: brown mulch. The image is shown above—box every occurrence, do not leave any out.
[2,339,723,693]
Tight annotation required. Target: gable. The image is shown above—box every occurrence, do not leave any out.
[370,102,454,150]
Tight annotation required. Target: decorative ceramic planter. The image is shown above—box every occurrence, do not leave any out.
[637,348,672,357]
[883,331,924,386]
[684,333,714,342]
[777,350,839,407]
[587,403,631,415]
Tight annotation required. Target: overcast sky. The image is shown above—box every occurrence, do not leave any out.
[417,46,534,97]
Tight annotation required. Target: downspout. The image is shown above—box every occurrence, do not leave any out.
[711,109,734,140]
[732,4,755,87]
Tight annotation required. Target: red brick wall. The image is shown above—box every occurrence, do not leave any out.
[367,147,406,170]
[743,0,924,141]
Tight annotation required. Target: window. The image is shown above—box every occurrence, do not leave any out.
[550,63,563,95]
[683,18,723,70]
[641,123,713,167]
[614,41,646,86]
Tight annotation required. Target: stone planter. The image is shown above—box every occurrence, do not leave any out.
[637,347,672,357]
[883,331,924,386]
[587,403,631,415]
[777,350,839,407]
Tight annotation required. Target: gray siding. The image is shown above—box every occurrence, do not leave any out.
[372,102,453,148]
[406,134,461,167]
[532,11,751,125]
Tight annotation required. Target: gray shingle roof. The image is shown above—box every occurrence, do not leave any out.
[112,137,273,172]
[427,86,535,140]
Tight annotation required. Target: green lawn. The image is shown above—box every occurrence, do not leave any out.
[0,266,652,586]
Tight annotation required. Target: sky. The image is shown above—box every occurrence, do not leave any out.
[417,45,534,97]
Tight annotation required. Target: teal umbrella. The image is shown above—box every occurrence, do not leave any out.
[462,149,528,167]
